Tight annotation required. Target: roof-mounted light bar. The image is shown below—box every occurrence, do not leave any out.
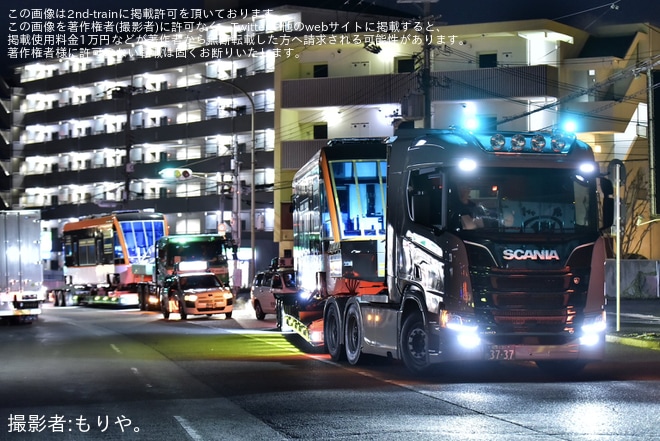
[479,131,577,154]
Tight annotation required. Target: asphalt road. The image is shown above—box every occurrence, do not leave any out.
[1,301,660,440]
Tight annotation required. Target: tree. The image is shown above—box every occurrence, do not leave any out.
[619,167,653,259]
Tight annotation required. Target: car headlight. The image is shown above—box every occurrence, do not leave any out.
[223,291,233,300]
[184,294,198,302]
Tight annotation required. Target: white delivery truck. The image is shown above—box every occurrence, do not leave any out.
[0,210,45,323]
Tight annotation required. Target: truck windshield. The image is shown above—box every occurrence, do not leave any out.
[119,219,166,264]
[447,167,597,234]
[162,240,227,267]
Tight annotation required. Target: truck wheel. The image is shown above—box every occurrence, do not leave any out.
[276,299,283,330]
[254,301,266,320]
[225,312,232,319]
[400,312,431,374]
[139,287,147,311]
[178,299,187,320]
[344,302,363,365]
[162,299,170,319]
[325,300,345,362]
[53,290,60,307]
[59,291,67,307]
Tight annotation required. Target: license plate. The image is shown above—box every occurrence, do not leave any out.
[486,345,515,360]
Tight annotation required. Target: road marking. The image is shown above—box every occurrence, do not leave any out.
[110,344,121,354]
[174,416,204,441]
[622,313,660,322]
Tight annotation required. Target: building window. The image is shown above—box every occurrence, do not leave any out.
[479,53,498,68]
[397,58,415,73]
[313,64,328,78]
[313,124,328,139]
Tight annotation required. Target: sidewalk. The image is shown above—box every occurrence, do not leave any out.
[605,297,660,350]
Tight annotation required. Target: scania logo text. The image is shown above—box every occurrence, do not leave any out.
[503,249,560,260]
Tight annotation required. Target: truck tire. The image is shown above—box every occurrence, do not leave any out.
[325,300,345,362]
[400,312,431,374]
[178,298,187,320]
[344,302,363,365]
[59,290,67,307]
[275,299,283,330]
[254,301,265,320]
[162,299,170,319]
[138,285,147,311]
[225,312,232,319]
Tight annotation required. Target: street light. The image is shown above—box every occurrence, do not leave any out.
[203,75,256,285]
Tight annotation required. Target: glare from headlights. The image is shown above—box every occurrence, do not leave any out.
[580,314,606,346]
[582,312,607,333]
[457,332,481,349]
[579,162,596,174]
[579,333,601,346]
[458,158,477,171]
[443,311,481,349]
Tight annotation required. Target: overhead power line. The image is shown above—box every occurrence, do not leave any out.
[496,55,660,126]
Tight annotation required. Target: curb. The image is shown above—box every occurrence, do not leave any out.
[606,334,660,351]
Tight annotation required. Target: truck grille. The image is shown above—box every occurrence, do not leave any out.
[490,308,568,327]
[473,268,582,334]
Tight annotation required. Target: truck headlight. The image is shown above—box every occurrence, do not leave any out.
[580,311,606,346]
[441,311,480,349]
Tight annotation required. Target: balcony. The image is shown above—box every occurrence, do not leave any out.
[22,72,274,126]
[562,74,646,133]
[21,112,274,157]
[281,65,559,108]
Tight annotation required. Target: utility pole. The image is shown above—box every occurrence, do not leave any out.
[231,132,241,249]
[421,2,433,129]
[649,67,657,215]
[399,0,438,128]
[202,75,256,285]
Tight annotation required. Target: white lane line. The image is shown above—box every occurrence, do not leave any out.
[174,416,204,441]
[110,344,121,354]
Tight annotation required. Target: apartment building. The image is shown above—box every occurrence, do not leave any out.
[4,5,404,285]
